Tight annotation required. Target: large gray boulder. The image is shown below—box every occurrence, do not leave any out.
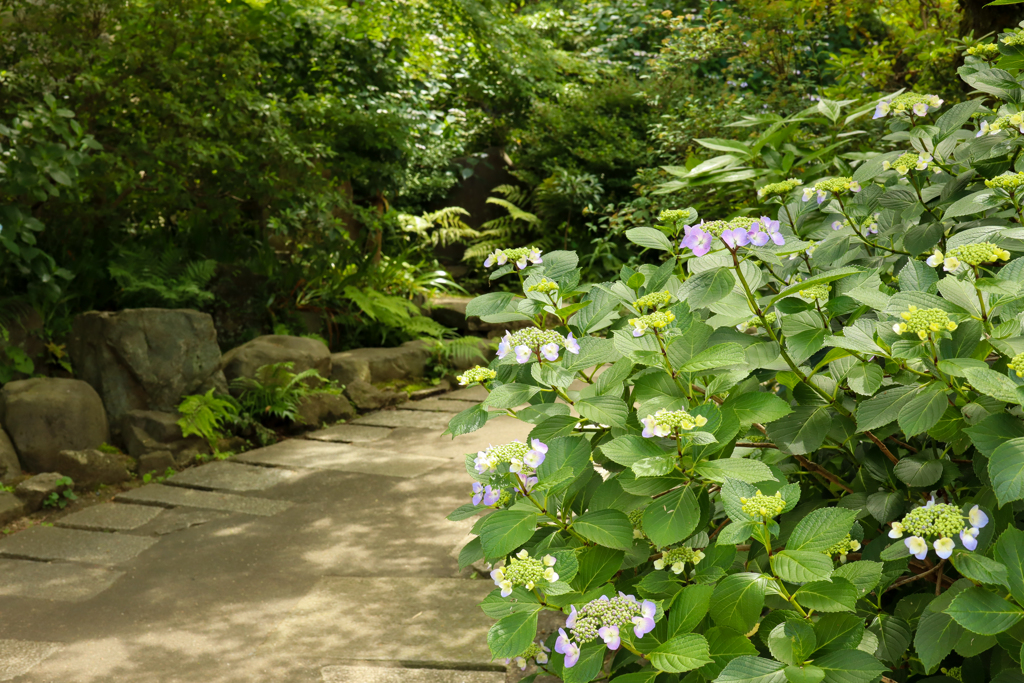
[344,379,407,412]
[54,449,132,488]
[296,393,356,427]
[68,309,227,425]
[222,335,331,388]
[0,427,22,484]
[15,472,66,512]
[331,341,430,385]
[0,378,109,472]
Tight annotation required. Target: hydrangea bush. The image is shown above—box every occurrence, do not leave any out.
[446,26,1024,683]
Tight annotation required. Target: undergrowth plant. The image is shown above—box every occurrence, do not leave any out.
[230,362,341,424]
[177,389,242,452]
[447,27,1024,683]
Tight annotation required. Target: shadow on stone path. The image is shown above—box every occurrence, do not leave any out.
[0,386,527,683]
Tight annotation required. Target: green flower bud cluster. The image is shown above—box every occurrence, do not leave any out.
[500,552,555,590]
[477,441,531,470]
[527,278,559,293]
[799,283,831,301]
[883,152,935,175]
[509,327,569,349]
[628,508,647,539]
[629,311,676,330]
[815,177,859,194]
[697,217,758,237]
[1008,352,1024,378]
[967,44,1001,59]
[757,178,803,198]
[497,247,534,263]
[654,546,706,573]
[986,172,1024,191]
[740,490,786,519]
[893,306,957,340]
[739,312,777,329]
[1002,29,1024,46]
[634,290,673,311]
[945,242,1011,266]
[659,209,690,227]
[898,503,965,539]
[569,595,643,644]
[457,366,497,386]
[520,642,548,662]
[824,534,862,558]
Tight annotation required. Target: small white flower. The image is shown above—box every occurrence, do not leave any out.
[802,187,815,202]
[516,549,529,560]
[670,562,685,574]
[892,323,903,335]
[913,102,929,116]
[543,568,559,582]
[906,535,929,560]
[969,505,989,529]
[926,249,944,267]
[961,527,980,551]
[543,555,557,567]
[889,522,904,539]
[934,537,955,559]
[653,558,665,570]
[943,256,961,272]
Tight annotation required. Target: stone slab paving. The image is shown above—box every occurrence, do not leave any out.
[236,440,450,478]
[129,507,230,536]
[260,577,495,666]
[0,527,157,565]
[166,461,297,492]
[306,424,394,443]
[352,409,453,430]
[0,560,123,602]
[321,666,505,683]
[439,386,488,402]
[116,484,294,516]
[56,503,164,532]
[401,398,478,413]
[0,640,59,681]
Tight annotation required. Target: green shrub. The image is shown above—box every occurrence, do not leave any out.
[447,30,1024,683]
[230,362,340,424]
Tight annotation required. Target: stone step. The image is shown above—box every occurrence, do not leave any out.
[400,398,477,413]
[0,639,60,681]
[439,386,488,402]
[259,577,496,666]
[0,526,157,565]
[321,666,504,683]
[353,410,453,430]
[165,461,296,492]
[235,440,449,478]
[306,424,394,444]
[55,503,164,532]
[0,559,123,602]
[115,484,293,517]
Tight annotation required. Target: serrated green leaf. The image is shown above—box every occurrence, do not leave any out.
[793,578,858,612]
[715,656,787,683]
[914,609,963,673]
[773,550,836,583]
[487,609,539,658]
[965,366,1022,405]
[710,573,768,633]
[722,392,793,427]
[893,456,944,487]
[626,227,673,251]
[677,268,736,309]
[995,527,1024,605]
[950,550,1010,589]
[897,384,949,437]
[945,586,1024,635]
[478,511,540,560]
[573,509,635,550]
[650,633,713,673]
[788,508,859,552]
[576,395,629,428]
[768,619,817,666]
[990,437,1024,507]
[695,458,776,484]
[766,405,832,455]
[677,342,747,373]
[643,486,700,548]
[812,649,887,683]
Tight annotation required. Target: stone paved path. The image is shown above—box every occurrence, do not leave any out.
[0,386,527,682]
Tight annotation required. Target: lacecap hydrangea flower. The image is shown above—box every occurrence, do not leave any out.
[883,152,936,175]
[978,113,1024,137]
[556,593,657,667]
[892,306,957,340]
[527,277,559,294]
[737,312,776,331]
[966,43,1001,59]
[680,216,784,256]
[1002,28,1024,46]
[629,310,675,337]
[798,283,830,301]
[490,550,559,597]
[654,545,705,573]
[471,482,502,507]
[825,534,862,563]
[873,93,943,119]
[506,641,549,670]
[497,328,580,364]
[889,496,989,559]
[802,177,861,204]
[985,172,1024,191]
[927,243,1010,271]
[633,289,672,311]
[641,408,708,437]
[483,247,543,270]
[474,440,549,486]
[457,366,497,386]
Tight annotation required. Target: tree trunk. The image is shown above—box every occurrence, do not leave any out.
[959,0,1024,39]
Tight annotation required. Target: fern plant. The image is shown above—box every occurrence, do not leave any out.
[177,389,241,452]
[108,245,217,308]
[230,362,341,424]
[425,336,489,382]
[398,206,481,248]
[464,184,550,262]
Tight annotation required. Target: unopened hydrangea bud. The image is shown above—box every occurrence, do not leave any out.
[945,242,1011,266]
[892,306,957,340]
[802,177,861,204]
[627,508,646,539]
[1009,353,1024,378]
[560,593,656,667]
[893,498,980,560]
[757,178,803,198]
[527,278,559,293]
[629,311,675,337]
[457,366,497,386]
[966,44,1000,59]
[884,152,935,175]
[654,546,706,573]
[985,172,1024,191]
[987,112,1024,136]
[873,93,943,119]
[1003,29,1024,46]
[496,328,580,363]
[495,551,558,593]
[737,312,776,331]
[740,490,786,519]
[633,290,673,311]
[798,283,830,301]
